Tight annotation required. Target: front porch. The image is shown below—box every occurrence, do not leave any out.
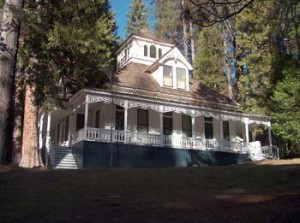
[41,90,273,168]
[73,127,250,154]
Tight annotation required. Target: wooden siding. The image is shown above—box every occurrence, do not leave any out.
[72,141,250,169]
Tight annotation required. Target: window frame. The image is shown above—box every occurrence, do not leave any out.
[223,121,230,141]
[137,109,149,133]
[176,67,186,90]
[115,105,124,131]
[204,117,214,139]
[163,112,173,135]
[163,65,173,87]
[150,45,156,58]
[182,115,192,137]
[144,45,148,57]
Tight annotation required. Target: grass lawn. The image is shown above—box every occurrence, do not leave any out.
[0,159,299,223]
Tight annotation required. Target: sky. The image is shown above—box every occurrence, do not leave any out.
[110,0,153,40]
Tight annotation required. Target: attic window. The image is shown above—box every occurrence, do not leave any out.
[150,45,156,58]
[163,65,173,87]
[144,45,148,57]
[176,68,186,89]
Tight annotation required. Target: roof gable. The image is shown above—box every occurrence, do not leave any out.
[147,47,193,72]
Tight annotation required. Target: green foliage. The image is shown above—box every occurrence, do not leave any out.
[271,60,300,147]
[152,0,182,47]
[194,25,228,95]
[18,0,117,108]
[126,0,148,37]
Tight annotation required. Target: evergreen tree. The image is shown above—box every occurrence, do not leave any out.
[15,0,117,167]
[271,60,300,153]
[126,0,148,37]
[194,25,228,95]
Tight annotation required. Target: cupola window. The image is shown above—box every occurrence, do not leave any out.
[144,45,148,57]
[150,45,156,58]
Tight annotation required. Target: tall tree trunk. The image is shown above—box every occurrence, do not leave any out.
[19,83,41,168]
[11,71,24,165]
[0,0,24,163]
[181,0,188,58]
[189,21,195,64]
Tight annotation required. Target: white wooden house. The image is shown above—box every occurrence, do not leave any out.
[40,28,273,169]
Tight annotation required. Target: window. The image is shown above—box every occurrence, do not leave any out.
[177,68,186,89]
[150,45,156,58]
[158,48,162,57]
[223,121,230,141]
[115,106,124,130]
[163,112,173,135]
[124,48,127,60]
[144,45,148,57]
[137,109,148,133]
[182,115,192,137]
[95,110,100,128]
[204,117,214,139]
[163,65,173,87]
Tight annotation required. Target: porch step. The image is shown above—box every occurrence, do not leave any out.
[53,148,78,169]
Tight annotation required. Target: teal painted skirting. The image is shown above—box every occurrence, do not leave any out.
[72,141,250,169]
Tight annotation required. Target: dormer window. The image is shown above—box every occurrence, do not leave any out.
[144,45,148,57]
[176,68,186,90]
[163,65,173,87]
[150,45,156,58]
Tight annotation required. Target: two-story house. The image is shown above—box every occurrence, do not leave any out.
[40,28,272,169]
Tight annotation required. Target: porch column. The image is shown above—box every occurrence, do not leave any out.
[124,100,128,143]
[67,114,73,147]
[191,111,196,148]
[219,116,224,141]
[268,122,273,149]
[84,95,89,139]
[45,112,52,166]
[38,112,44,150]
[219,116,224,150]
[160,105,164,147]
[245,118,249,143]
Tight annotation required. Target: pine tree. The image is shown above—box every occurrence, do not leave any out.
[0,0,24,164]
[126,0,148,37]
[194,25,228,95]
[16,0,117,167]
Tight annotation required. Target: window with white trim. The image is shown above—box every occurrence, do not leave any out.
[177,67,186,89]
[163,112,173,135]
[223,121,230,141]
[137,109,148,133]
[115,105,124,130]
[150,45,156,58]
[144,45,148,57]
[204,117,214,139]
[182,115,192,137]
[163,65,173,87]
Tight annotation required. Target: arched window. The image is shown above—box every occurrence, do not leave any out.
[158,48,162,58]
[150,45,156,58]
[144,45,148,57]
[124,48,127,60]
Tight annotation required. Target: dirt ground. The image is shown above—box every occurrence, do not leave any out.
[0,159,299,223]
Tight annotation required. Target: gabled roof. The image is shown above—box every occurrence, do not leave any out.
[147,47,193,72]
[112,62,236,107]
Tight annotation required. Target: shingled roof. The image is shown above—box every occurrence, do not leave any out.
[113,62,236,106]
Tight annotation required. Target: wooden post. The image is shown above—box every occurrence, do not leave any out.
[84,95,89,140]
[245,118,249,143]
[46,112,51,167]
[160,106,164,147]
[124,100,128,143]
[191,111,196,148]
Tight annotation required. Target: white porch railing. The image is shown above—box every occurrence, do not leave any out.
[71,127,252,154]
